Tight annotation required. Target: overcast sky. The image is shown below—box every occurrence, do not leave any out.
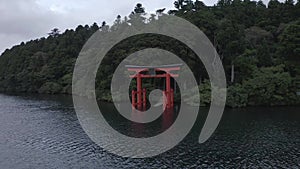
[0,0,277,54]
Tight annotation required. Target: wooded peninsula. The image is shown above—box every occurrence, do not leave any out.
[0,0,299,107]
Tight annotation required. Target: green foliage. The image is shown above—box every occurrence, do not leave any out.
[234,49,258,82]
[227,84,248,108]
[199,80,211,106]
[0,1,299,107]
[0,23,98,95]
[278,20,300,67]
[244,65,298,106]
[182,80,211,106]
[227,65,298,107]
[38,82,62,94]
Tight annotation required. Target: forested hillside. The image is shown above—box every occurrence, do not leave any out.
[0,0,299,107]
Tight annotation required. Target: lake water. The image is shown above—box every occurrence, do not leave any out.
[0,94,299,168]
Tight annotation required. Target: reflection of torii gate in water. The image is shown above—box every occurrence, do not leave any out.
[126,64,182,110]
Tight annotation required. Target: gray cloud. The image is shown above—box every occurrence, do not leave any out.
[0,0,59,54]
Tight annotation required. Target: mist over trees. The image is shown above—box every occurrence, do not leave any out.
[0,0,299,107]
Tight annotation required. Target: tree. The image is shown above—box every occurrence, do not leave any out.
[182,0,194,11]
[194,0,206,10]
[116,15,122,23]
[217,0,232,6]
[279,21,300,60]
[48,28,60,37]
[174,0,184,9]
[278,20,300,75]
[111,15,122,30]
[156,8,166,15]
[100,21,109,32]
[216,19,245,83]
[257,0,266,8]
[129,3,146,26]
[134,3,145,14]
[90,22,99,32]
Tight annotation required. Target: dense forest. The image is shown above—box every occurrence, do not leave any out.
[0,0,299,107]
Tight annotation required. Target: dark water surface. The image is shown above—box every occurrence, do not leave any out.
[0,94,299,168]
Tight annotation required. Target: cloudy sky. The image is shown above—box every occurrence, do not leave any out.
[0,0,276,54]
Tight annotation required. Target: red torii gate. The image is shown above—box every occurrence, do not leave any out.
[126,64,182,110]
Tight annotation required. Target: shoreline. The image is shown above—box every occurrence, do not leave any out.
[1,92,299,108]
